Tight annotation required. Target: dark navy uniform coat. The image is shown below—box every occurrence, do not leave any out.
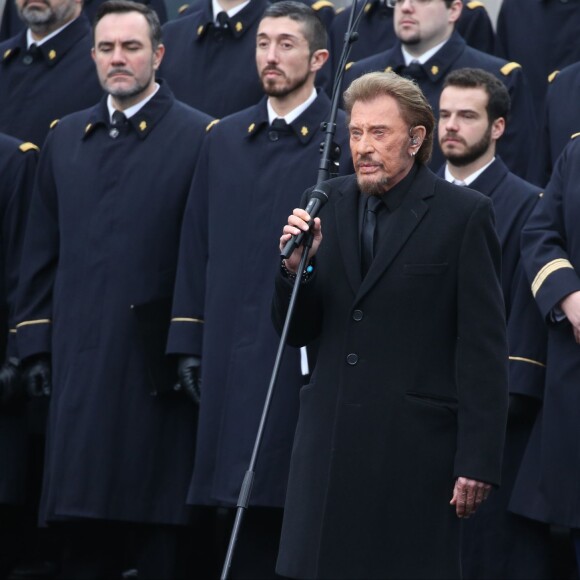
[324,0,495,92]
[15,83,213,525]
[177,0,335,30]
[511,136,580,530]
[0,14,103,147]
[343,32,537,179]
[439,158,546,399]
[444,159,551,580]
[496,0,580,117]
[530,62,580,187]
[166,91,352,507]
[160,0,268,118]
[0,134,37,505]
[272,167,508,579]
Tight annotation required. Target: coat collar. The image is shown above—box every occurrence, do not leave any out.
[192,0,268,40]
[469,157,509,197]
[244,90,333,145]
[333,165,435,300]
[384,31,466,83]
[82,80,174,141]
[436,157,508,198]
[1,13,91,67]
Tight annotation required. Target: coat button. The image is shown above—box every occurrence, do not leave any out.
[268,130,279,142]
[346,353,358,365]
[352,309,363,321]
[22,54,34,65]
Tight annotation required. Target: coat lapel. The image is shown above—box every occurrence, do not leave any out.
[356,166,435,301]
[334,176,362,295]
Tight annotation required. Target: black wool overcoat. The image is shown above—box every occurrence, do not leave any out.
[272,167,509,579]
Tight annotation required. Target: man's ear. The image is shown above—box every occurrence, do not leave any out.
[153,43,165,70]
[491,117,505,141]
[310,48,329,72]
[448,0,463,25]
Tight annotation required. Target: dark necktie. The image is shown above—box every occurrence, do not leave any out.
[361,195,382,277]
[22,43,40,65]
[109,110,128,139]
[269,117,292,141]
[216,11,230,28]
[402,61,426,80]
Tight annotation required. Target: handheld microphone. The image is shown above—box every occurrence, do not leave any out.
[281,183,330,259]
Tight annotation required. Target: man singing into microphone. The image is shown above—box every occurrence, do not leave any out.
[274,71,508,579]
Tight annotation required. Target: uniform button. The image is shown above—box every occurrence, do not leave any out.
[352,309,363,321]
[22,54,34,65]
[346,353,358,365]
[268,131,279,142]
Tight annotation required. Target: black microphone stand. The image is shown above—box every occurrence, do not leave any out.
[220,4,366,578]
[220,234,313,580]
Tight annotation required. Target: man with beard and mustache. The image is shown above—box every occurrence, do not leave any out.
[0,0,168,42]
[0,0,103,146]
[15,1,213,577]
[439,67,554,580]
[165,2,351,577]
[273,71,508,579]
[342,0,536,181]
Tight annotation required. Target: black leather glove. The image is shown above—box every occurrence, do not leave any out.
[21,355,51,398]
[176,356,201,404]
[0,357,24,406]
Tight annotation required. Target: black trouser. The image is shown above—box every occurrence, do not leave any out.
[220,506,285,580]
[57,519,203,580]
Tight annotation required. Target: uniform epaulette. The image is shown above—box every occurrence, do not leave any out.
[19,142,39,153]
[345,62,354,71]
[500,62,521,76]
[311,0,334,10]
[49,119,60,129]
[178,3,189,14]
[548,70,560,83]
[571,132,580,140]
[206,119,220,132]
[466,1,485,9]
